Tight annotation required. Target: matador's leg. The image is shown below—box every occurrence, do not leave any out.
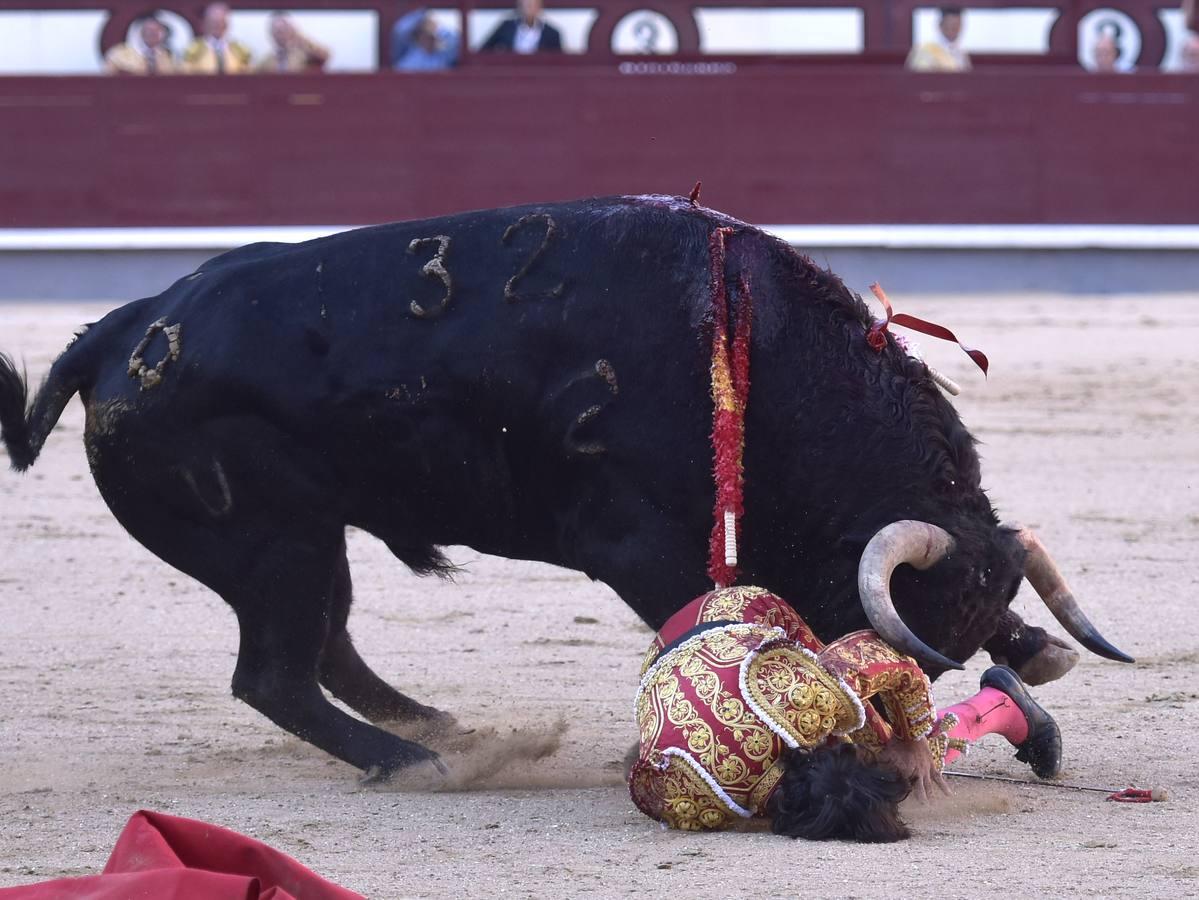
[934,665,1061,779]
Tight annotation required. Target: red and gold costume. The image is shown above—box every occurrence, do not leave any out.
[630,586,970,831]
[631,239,1031,832]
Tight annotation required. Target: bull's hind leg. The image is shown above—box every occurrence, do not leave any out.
[984,609,1079,686]
[86,422,442,778]
[227,529,444,776]
[317,539,456,732]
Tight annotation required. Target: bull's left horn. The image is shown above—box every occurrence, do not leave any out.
[858,521,965,671]
[1015,528,1135,664]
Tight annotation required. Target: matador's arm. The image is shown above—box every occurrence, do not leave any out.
[817,630,937,740]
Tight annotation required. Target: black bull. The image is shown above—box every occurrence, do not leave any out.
[0,196,1131,777]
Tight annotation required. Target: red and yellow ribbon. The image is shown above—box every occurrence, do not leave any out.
[708,227,751,588]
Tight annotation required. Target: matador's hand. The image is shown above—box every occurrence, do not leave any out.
[878,736,952,803]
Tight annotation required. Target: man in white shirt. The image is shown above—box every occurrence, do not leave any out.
[906,7,971,72]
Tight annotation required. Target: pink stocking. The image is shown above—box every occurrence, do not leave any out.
[937,687,1029,767]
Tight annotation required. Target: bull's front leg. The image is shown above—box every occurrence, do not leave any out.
[983,609,1079,686]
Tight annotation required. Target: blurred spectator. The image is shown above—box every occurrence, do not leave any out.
[1180,32,1199,71]
[182,2,253,73]
[1186,0,1197,33]
[1086,32,1135,72]
[906,7,971,72]
[1090,34,1119,72]
[257,12,330,72]
[392,9,459,70]
[105,12,175,75]
[480,0,563,53]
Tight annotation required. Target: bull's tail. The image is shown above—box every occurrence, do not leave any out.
[0,353,35,470]
[0,326,96,472]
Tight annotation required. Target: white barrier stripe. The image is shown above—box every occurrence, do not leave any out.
[764,224,1199,250]
[2,224,1199,252]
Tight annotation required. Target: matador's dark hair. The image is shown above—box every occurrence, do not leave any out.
[767,743,912,843]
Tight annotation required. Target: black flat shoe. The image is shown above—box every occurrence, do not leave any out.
[980,664,1062,779]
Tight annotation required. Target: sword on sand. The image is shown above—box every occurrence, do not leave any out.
[945,771,1168,802]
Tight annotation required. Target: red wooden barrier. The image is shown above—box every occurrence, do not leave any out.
[2,68,1195,227]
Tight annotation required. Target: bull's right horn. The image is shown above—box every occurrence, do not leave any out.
[858,520,965,671]
[1015,528,1134,664]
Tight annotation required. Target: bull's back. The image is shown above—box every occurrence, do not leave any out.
[81,198,729,560]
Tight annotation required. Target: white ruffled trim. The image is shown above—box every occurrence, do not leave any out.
[633,623,777,717]
[661,747,753,819]
[830,665,868,737]
[737,638,867,746]
[738,638,800,749]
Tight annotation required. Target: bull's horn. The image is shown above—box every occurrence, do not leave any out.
[858,521,965,671]
[1015,528,1134,664]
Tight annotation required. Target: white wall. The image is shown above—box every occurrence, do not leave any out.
[0,11,108,74]
[697,8,864,53]
[1158,9,1193,70]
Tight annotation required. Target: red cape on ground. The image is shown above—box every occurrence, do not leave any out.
[0,809,364,899]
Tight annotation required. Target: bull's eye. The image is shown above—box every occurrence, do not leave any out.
[978,567,990,587]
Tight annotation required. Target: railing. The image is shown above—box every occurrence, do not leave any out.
[0,0,1192,69]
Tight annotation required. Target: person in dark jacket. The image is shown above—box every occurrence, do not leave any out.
[480,0,562,53]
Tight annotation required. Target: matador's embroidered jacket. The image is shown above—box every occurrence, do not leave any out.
[629,586,948,831]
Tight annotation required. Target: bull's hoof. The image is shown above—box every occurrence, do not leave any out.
[359,764,389,785]
[1014,636,1080,686]
[358,745,447,785]
[981,665,1062,780]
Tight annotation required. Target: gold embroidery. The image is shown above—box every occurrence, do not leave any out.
[629,752,736,831]
[636,624,783,813]
[830,630,904,666]
[846,721,886,756]
[749,759,786,811]
[820,633,936,739]
[698,585,773,622]
[744,646,861,748]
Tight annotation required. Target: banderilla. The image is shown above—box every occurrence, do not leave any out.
[946,771,1168,802]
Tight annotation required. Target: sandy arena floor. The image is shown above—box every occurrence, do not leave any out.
[1,294,1197,898]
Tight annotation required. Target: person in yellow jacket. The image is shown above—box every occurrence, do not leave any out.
[182,2,253,74]
[256,12,330,73]
[104,13,176,75]
[906,7,971,72]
